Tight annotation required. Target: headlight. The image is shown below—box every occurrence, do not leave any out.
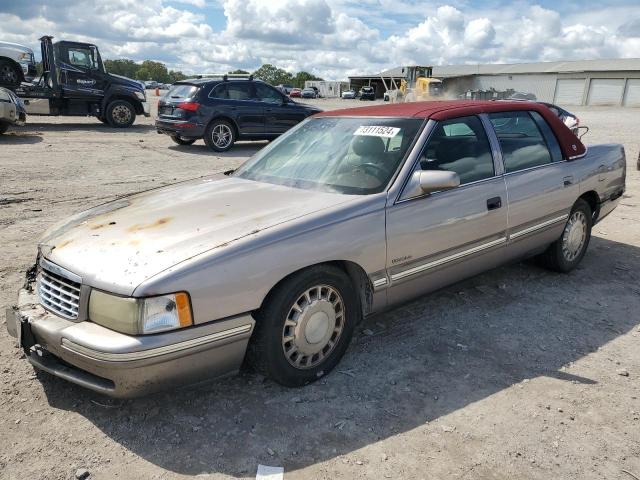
[18,53,30,61]
[134,91,146,101]
[89,290,193,335]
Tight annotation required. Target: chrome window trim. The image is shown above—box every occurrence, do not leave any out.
[479,113,505,176]
[61,324,253,362]
[390,237,507,282]
[509,214,568,240]
[503,159,568,177]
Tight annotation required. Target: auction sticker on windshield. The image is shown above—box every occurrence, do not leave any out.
[354,126,400,138]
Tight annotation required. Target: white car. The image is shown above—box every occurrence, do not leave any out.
[341,89,356,99]
[0,40,37,86]
[0,86,26,133]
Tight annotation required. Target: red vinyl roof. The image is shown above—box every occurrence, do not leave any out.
[316,100,586,159]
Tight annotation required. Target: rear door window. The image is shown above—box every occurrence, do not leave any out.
[226,82,251,100]
[530,111,563,162]
[488,111,553,173]
[419,115,495,185]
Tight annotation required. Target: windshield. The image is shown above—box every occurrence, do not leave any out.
[235,117,423,194]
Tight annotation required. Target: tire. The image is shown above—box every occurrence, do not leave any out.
[247,265,359,387]
[538,199,592,273]
[0,60,21,86]
[0,122,9,135]
[170,135,196,145]
[98,116,109,124]
[105,100,136,128]
[204,119,236,152]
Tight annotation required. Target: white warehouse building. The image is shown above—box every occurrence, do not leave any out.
[362,59,640,106]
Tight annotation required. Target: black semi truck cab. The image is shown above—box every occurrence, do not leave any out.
[14,36,149,127]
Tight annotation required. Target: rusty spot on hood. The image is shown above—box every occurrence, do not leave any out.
[89,221,117,230]
[127,217,172,233]
[56,239,74,249]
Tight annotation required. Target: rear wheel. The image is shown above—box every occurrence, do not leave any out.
[538,199,592,272]
[170,135,196,145]
[204,119,236,152]
[106,100,136,128]
[0,60,21,86]
[247,265,359,387]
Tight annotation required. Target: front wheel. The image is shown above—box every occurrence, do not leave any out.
[0,122,9,134]
[0,60,21,86]
[170,135,196,145]
[538,199,592,272]
[106,100,136,128]
[204,119,236,152]
[247,265,359,386]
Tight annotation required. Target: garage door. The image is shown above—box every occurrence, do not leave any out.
[623,79,640,107]
[553,79,585,106]
[587,78,625,106]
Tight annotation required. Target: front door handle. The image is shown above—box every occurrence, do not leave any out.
[487,196,502,210]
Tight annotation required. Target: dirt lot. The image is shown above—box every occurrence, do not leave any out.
[1,94,639,480]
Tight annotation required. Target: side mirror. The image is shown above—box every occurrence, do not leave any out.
[418,170,460,193]
[402,169,460,199]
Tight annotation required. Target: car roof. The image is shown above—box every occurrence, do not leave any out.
[177,77,261,86]
[315,100,586,159]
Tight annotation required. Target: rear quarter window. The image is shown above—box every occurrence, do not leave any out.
[167,85,199,100]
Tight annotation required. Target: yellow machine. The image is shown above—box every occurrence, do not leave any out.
[389,66,443,103]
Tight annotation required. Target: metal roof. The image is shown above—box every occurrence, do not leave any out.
[372,58,640,79]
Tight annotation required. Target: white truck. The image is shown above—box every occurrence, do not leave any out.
[0,40,37,86]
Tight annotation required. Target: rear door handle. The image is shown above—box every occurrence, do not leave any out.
[487,197,502,210]
[563,175,574,187]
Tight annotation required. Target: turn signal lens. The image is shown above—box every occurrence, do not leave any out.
[141,292,193,334]
[177,102,200,112]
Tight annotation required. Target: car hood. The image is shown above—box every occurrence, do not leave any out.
[108,73,144,91]
[0,41,33,55]
[39,175,351,295]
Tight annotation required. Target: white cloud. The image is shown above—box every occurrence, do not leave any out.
[0,1,639,80]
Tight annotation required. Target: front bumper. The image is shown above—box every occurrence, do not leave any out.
[6,287,254,398]
[155,118,205,138]
[142,101,150,116]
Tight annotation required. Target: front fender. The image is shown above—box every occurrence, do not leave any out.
[133,194,389,325]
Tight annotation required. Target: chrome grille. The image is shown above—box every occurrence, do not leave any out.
[37,268,81,320]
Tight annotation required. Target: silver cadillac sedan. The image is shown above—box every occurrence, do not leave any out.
[7,100,626,397]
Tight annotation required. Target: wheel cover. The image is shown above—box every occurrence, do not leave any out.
[211,124,233,148]
[282,285,345,370]
[0,65,18,83]
[112,105,132,124]
[561,211,587,262]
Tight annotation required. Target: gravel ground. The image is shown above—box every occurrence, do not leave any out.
[0,94,639,480]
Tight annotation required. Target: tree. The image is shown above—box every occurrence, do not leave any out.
[168,70,188,82]
[253,64,293,86]
[292,71,323,89]
[139,60,170,83]
[228,69,249,75]
[134,67,151,81]
[104,59,139,79]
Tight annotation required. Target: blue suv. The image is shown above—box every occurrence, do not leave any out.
[156,76,322,151]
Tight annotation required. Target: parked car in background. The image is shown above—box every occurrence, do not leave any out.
[0,40,37,86]
[539,102,581,134]
[360,86,375,100]
[341,89,356,99]
[8,100,625,398]
[276,84,294,95]
[310,86,321,98]
[289,88,302,98]
[144,81,158,89]
[301,87,317,99]
[0,86,26,133]
[156,77,321,151]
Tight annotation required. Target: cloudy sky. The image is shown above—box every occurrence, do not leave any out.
[1,0,639,79]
